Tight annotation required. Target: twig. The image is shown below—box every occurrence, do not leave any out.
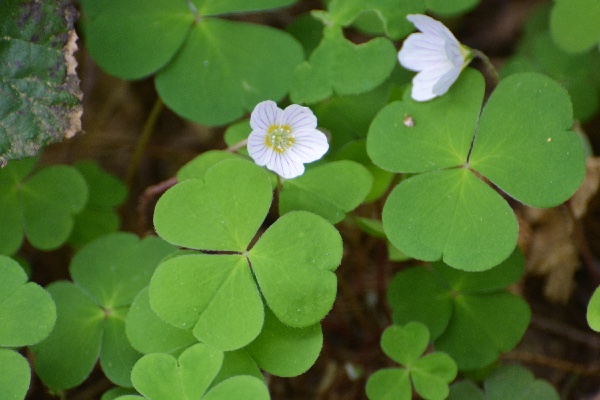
[126,97,164,186]
[226,138,248,153]
[502,350,600,377]
[565,202,600,287]
[137,176,178,234]
[531,315,600,348]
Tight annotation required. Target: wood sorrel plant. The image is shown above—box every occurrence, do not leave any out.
[1,0,596,399]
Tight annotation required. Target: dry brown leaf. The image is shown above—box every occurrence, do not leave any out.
[518,157,600,303]
[571,157,600,218]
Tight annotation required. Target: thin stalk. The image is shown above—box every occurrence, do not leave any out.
[471,48,500,86]
[126,97,164,186]
[226,138,248,153]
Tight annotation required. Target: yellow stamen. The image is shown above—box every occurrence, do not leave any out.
[265,125,294,154]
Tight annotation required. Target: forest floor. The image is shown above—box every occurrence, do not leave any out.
[25,0,600,398]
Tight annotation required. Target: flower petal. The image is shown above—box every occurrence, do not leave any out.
[280,104,318,132]
[432,64,462,96]
[290,130,329,163]
[247,130,272,166]
[411,66,453,101]
[407,14,460,48]
[250,100,281,132]
[267,152,305,179]
[398,33,447,71]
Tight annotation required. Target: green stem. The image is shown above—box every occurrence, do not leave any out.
[471,48,500,86]
[226,138,248,153]
[126,97,164,186]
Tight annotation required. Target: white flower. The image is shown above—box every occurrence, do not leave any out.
[247,101,329,179]
[398,14,473,102]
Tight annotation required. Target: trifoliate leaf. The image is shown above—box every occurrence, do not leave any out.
[83,0,303,126]
[388,251,530,370]
[367,323,457,400]
[32,234,175,389]
[0,0,82,160]
[368,68,585,270]
[0,159,88,254]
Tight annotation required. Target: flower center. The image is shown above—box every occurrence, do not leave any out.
[265,125,294,154]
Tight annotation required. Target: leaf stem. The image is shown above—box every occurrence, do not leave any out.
[225,138,248,153]
[126,97,164,186]
[471,48,500,86]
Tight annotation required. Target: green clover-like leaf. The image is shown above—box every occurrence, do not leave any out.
[469,72,585,207]
[150,254,264,351]
[426,0,479,15]
[550,0,600,53]
[0,158,88,255]
[151,159,342,352]
[31,233,175,389]
[368,68,585,270]
[366,368,412,400]
[31,281,104,390]
[155,159,272,252]
[484,364,560,400]
[291,26,396,104]
[130,343,269,400]
[381,322,430,367]
[502,29,600,123]
[245,306,322,377]
[69,161,127,248]
[126,287,196,355]
[0,349,31,400]
[449,364,559,400]
[279,161,373,223]
[0,0,82,161]
[367,323,457,400]
[82,0,303,126]
[587,285,600,332]
[388,249,531,370]
[0,256,56,347]
[249,211,343,327]
[411,352,458,400]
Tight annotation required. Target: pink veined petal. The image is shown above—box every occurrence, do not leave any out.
[399,33,447,71]
[432,64,463,96]
[280,104,317,132]
[250,100,281,132]
[407,14,460,47]
[290,130,329,163]
[267,152,304,179]
[411,66,453,101]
